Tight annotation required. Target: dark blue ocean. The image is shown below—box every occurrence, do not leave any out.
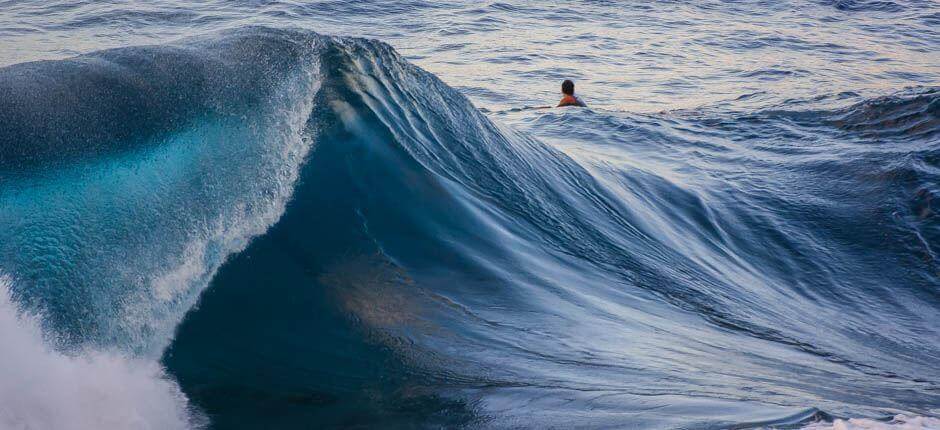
[1,1,939,429]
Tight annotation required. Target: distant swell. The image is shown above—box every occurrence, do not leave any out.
[827,88,940,138]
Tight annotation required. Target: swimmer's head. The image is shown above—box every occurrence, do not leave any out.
[562,79,575,95]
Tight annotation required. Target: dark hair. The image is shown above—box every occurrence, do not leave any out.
[562,79,574,95]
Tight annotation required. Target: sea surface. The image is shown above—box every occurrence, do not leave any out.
[1,1,939,429]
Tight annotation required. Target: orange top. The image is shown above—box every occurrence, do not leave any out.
[558,94,582,107]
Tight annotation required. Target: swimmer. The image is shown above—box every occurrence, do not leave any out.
[557,79,587,107]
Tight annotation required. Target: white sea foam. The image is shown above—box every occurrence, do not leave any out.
[801,415,940,430]
[0,276,199,430]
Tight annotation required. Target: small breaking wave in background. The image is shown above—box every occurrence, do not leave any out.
[0,1,938,429]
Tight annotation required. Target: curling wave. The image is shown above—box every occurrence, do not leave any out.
[1,27,938,429]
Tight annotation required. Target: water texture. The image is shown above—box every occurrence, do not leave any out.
[0,1,938,429]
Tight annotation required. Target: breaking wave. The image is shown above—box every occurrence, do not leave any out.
[1,27,937,428]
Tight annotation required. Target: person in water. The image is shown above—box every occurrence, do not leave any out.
[557,79,587,107]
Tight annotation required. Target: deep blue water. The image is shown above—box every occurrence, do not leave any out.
[0,1,939,429]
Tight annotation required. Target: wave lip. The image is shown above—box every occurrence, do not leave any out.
[0,27,317,171]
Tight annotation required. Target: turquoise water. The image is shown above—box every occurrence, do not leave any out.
[0,2,938,429]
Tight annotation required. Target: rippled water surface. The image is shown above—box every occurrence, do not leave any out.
[0,1,938,429]
[2,0,938,111]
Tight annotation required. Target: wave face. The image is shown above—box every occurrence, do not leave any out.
[1,27,939,429]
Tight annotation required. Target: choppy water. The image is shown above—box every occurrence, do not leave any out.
[0,1,938,429]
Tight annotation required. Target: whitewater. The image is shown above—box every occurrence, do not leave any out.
[0,1,938,429]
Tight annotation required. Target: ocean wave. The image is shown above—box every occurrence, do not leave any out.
[1,27,938,428]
